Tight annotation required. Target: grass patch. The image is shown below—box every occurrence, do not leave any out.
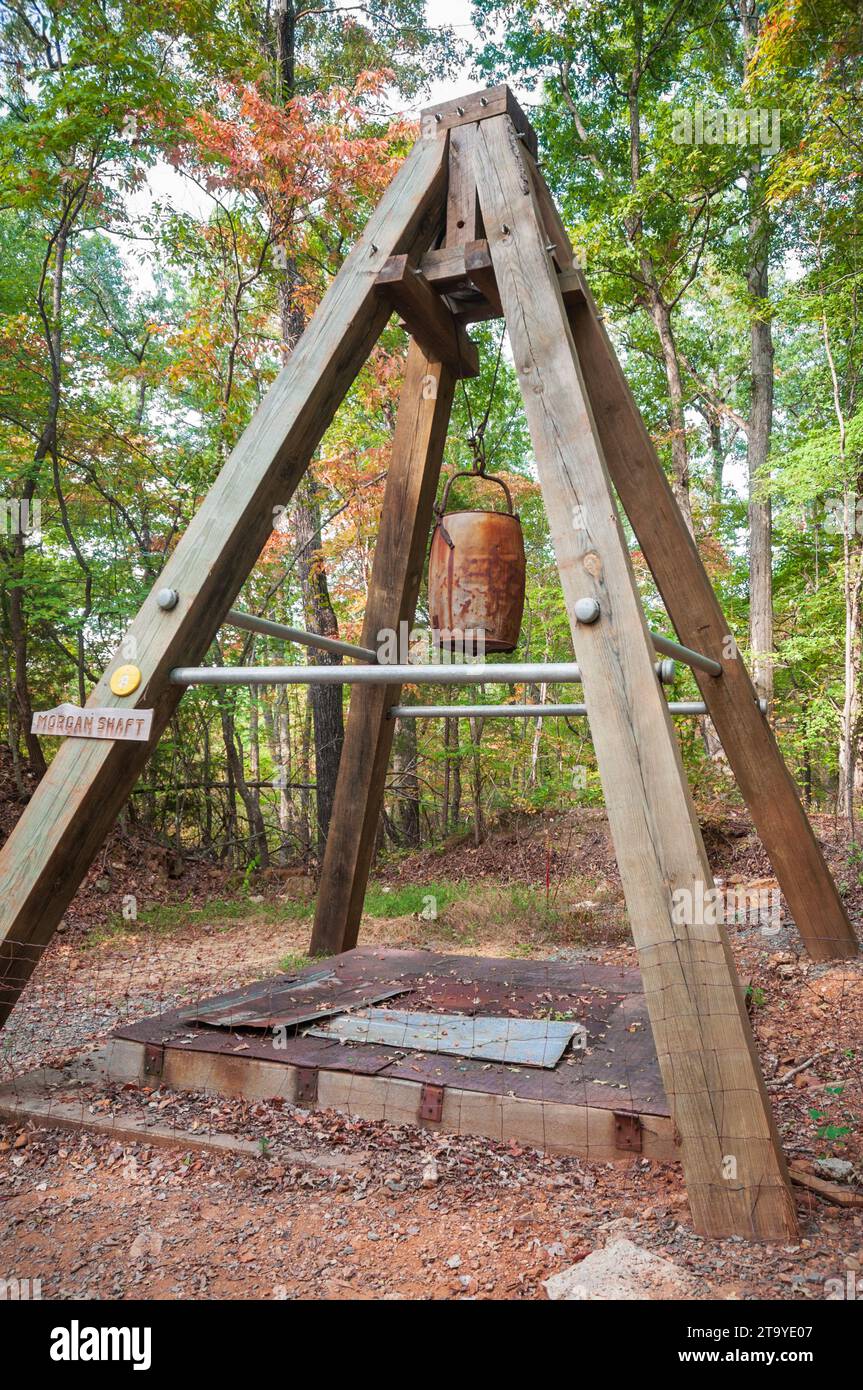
[278,951,313,975]
[362,879,468,919]
[82,892,310,949]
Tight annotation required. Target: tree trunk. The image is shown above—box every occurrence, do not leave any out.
[219,702,270,868]
[646,286,694,535]
[393,711,421,847]
[743,3,775,705]
[293,473,345,858]
[468,714,485,846]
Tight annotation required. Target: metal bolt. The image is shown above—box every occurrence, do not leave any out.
[435,112,442,123]
[370,242,378,254]
[456,105,465,116]
[156,588,179,611]
[480,97,488,107]
[515,131,526,140]
[574,596,601,625]
[501,223,510,235]
[545,242,557,253]
[659,659,677,685]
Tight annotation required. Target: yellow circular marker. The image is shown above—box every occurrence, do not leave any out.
[110,664,142,697]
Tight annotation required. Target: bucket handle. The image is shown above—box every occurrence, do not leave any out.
[436,468,515,520]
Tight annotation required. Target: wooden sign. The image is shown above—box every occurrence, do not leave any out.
[31,704,153,742]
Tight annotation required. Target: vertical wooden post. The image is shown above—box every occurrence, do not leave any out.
[475,113,797,1240]
[309,342,456,956]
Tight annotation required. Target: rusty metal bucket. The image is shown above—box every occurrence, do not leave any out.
[428,471,526,654]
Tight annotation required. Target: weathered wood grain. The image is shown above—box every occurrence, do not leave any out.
[0,133,450,1029]
[421,84,538,155]
[375,255,479,376]
[309,342,456,957]
[475,113,797,1240]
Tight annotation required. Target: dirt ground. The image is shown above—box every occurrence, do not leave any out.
[2,803,863,1301]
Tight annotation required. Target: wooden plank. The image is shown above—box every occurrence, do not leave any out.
[562,273,857,962]
[376,255,479,376]
[421,83,538,155]
[464,239,503,315]
[522,147,575,271]
[420,244,474,289]
[0,132,450,1030]
[446,122,480,245]
[420,240,503,321]
[309,342,456,957]
[474,113,797,1241]
[789,1168,863,1208]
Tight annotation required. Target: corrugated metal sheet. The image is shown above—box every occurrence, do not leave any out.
[184,980,409,1030]
[306,1008,586,1068]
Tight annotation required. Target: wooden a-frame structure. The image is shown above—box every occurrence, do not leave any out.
[0,88,857,1241]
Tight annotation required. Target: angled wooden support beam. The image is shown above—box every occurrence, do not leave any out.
[475,113,797,1241]
[0,132,450,1030]
[376,255,480,376]
[564,277,857,964]
[521,144,854,964]
[309,342,456,957]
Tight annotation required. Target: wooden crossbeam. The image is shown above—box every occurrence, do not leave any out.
[376,255,479,376]
[0,132,450,1029]
[309,343,456,956]
[421,83,538,155]
[475,112,797,1241]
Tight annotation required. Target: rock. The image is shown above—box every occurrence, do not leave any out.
[422,1158,439,1188]
[94,877,112,894]
[816,1158,854,1182]
[129,1230,164,1260]
[543,1239,706,1301]
[446,1254,462,1269]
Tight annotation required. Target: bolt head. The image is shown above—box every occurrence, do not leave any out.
[574,596,601,625]
[156,587,179,611]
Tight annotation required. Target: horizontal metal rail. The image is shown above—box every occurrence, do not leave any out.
[649,631,722,677]
[388,700,768,718]
[222,611,719,677]
[171,659,675,687]
[225,609,377,664]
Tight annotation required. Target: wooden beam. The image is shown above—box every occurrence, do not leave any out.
[564,276,857,963]
[420,240,503,322]
[522,147,575,272]
[475,113,798,1241]
[446,123,480,245]
[464,240,503,316]
[376,255,479,376]
[309,342,456,958]
[421,84,537,155]
[0,132,450,1030]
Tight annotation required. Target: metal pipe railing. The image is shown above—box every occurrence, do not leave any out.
[388,700,768,718]
[172,661,590,687]
[224,609,377,664]
[171,659,675,687]
[649,631,722,677]
[222,610,720,679]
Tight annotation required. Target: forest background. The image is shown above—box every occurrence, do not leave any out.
[1,0,861,882]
